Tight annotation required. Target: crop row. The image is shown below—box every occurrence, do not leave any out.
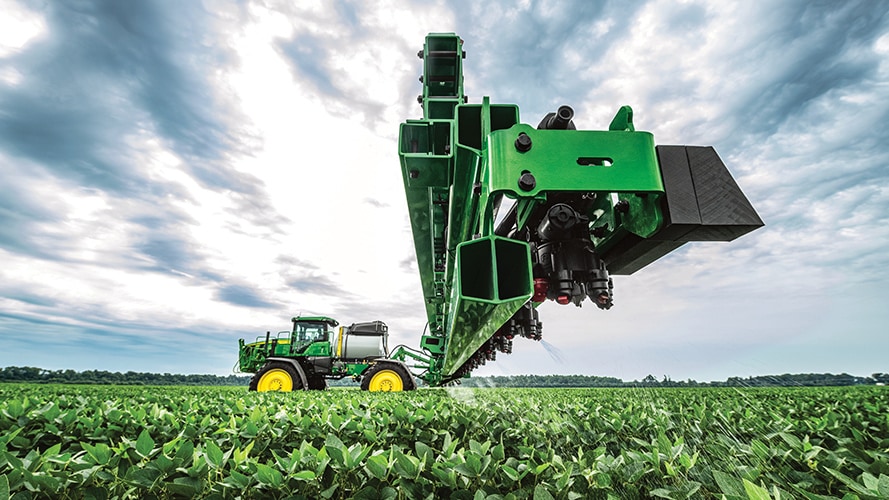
[1,385,888,499]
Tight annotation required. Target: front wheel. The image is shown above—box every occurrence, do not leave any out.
[361,363,414,392]
[249,362,303,392]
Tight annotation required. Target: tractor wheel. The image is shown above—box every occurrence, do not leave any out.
[307,375,327,391]
[360,363,413,392]
[249,362,303,392]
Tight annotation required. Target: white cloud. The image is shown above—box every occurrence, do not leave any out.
[0,0,46,56]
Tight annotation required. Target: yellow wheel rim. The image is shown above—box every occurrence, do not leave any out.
[257,368,293,392]
[368,369,404,392]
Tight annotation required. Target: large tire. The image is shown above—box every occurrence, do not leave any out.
[360,363,414,392]
[249,362,303,392]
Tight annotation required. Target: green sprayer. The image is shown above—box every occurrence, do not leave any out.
[237,33,763,391]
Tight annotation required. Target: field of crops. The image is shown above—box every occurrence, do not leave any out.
[1,385,887,499]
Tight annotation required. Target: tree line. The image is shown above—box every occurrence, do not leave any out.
[0,366,250,386]
[1,366,886,387]
[459,372,889,388]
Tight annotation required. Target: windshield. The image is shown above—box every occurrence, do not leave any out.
[293,321,329,344]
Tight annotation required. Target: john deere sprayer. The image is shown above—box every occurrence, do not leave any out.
[238,33,762,391]
[238,317,424,391]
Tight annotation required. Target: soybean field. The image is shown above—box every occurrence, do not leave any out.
[1,385,887,499]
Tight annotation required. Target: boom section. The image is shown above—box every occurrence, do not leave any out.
[399,33,762,380]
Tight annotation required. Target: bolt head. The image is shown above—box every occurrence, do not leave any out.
[518,172,536,191]
[514,132,532,152]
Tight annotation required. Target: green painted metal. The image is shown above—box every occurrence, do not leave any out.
[343,362,371,377]
[444,236,532,373]
[399,33,666,378]
[397,32,761,383]
[485,126,662,197]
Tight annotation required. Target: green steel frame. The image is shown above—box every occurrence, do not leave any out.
[398,33,762,383]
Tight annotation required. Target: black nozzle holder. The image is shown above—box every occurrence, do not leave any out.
[537,105,576,130]
[537,203,580,240]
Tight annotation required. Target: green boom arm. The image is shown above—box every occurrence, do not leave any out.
[399,33,763,385]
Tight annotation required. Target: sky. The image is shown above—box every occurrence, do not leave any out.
[1,0,887,383]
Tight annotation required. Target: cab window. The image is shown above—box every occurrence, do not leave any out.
[294,322,329,343]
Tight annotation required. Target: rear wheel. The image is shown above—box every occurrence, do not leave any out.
[249,362,303,392]
[361,363,413,392]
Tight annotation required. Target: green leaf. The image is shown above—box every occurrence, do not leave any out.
[0,428,22,447]
[442,431,455,455]
[394,404,408,419]
[148,454,174,474]
[466,454,482,475]
[233,440,254,466]
[469,439,491,455]
[186,455,209,479]
[431,466,458,488]
[43,443,62,458]
[650,488,679,500]
[415,441,433,461]
[651,483,702,500]
[713,470,746,498]
[136,429,155,458]
[222,470,250,489]
[533,484,555,500]
[320,483,338,499]
[678,450,698,471]
[293,470,316,481]
[825,468,872,496]
[324,435,347,467]
[502,465,520,482]
[175,440,194,462]
[393,451,419,479]
[126,467,161,489]
[596,472,612,488]
[750,440,770,462]
[365,454,389,480]
[4,400,23,419]
[878,474,889,497]
[82,442,112,466]
[255,463,283,487]
[657,430,672,455]
[742,479,772,500]
[0,474,9,500]
[205,440,224,468]
[168,476,203,497]
[777,432,802,450]
[82,486,109,500]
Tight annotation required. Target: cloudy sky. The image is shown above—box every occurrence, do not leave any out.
[1,0,887,383]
